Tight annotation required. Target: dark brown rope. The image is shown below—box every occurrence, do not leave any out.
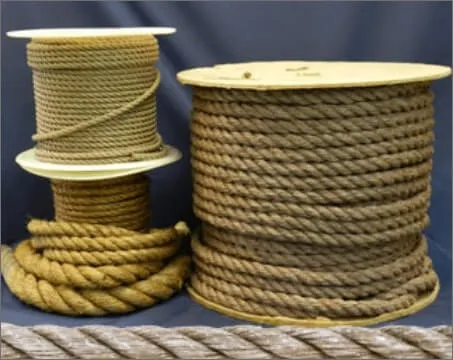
[189,83,439,321]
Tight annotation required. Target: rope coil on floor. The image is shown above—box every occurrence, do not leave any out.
[1,175,191,316]
[2,323,451,359]
[188,82,440,325]
[27,35,167,164]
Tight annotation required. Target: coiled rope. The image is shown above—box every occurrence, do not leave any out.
[27,35,167,164]
[51,174,150,232]
[2,323,451,359]
[1,175,191,315]
[0,35,191,315]
[188,82,440,325]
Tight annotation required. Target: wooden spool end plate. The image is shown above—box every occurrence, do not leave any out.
[15,146,182,181]
[7,27,176,39]
[177,61,452,90]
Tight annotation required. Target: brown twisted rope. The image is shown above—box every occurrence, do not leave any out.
[188,82,440,325]
[1,175,191,315]
[27,35,168,164]
[2,323,451,359]
[51,174,150,231]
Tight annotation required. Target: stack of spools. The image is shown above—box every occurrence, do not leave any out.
[178,61,451,326]
[1,28,191,316]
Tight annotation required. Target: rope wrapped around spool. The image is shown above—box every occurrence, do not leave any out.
[51,174,151,232]
[1,175,191,316]
[188,82,440,325]
[27,35,167,164]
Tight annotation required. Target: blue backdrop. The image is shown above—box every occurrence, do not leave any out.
[1,1,451,327]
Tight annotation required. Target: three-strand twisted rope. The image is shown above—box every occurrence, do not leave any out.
[189,82,439,324]
[1,175,191,315]
[0,36,192,315]
[2,323,451,359]
[51,174,151,231]
[27,35,167,164]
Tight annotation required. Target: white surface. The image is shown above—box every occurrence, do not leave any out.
[15,146,181,181]
[7,27,176,39]
[177,61,452,90]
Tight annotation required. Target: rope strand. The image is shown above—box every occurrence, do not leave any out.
[2,323,451,359]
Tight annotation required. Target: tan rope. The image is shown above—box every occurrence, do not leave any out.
[1,174,191,315]
[51,174,150,232]
[2,323,451,359]
[188,82,440,324]
[27,35,168,164]
[1,220,191,316]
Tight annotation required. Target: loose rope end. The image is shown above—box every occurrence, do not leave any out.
[174,221,190,237]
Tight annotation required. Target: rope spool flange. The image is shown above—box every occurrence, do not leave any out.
[178,61,451,326]
[1,28,190,316]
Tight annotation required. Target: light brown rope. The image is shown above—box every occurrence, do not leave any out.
[27,35,168,164]
[188,82,439,324]
[2,323,451,359]
[1,174,191,315]
[1,220,191,316]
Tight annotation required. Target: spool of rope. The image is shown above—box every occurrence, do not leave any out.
[177,61,451,326]
[27,35,167,164]
[1,30,190,315]
[1,174,192,316]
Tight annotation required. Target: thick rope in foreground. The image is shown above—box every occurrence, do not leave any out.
[27,35,167,164]
[189,82,440,324]
[2,323,451,359]
[1,220,191,316]
[1,174,191,315]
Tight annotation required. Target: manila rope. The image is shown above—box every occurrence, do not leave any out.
[1,36,190,315]
[188,82,440,324]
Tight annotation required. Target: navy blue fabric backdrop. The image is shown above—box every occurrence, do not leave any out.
[1,1,451,327]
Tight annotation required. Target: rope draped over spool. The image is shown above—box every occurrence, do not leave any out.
[189,82,439,324]
[27,35,167,164]
[1,175,191,316]
[2,323,451,360]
